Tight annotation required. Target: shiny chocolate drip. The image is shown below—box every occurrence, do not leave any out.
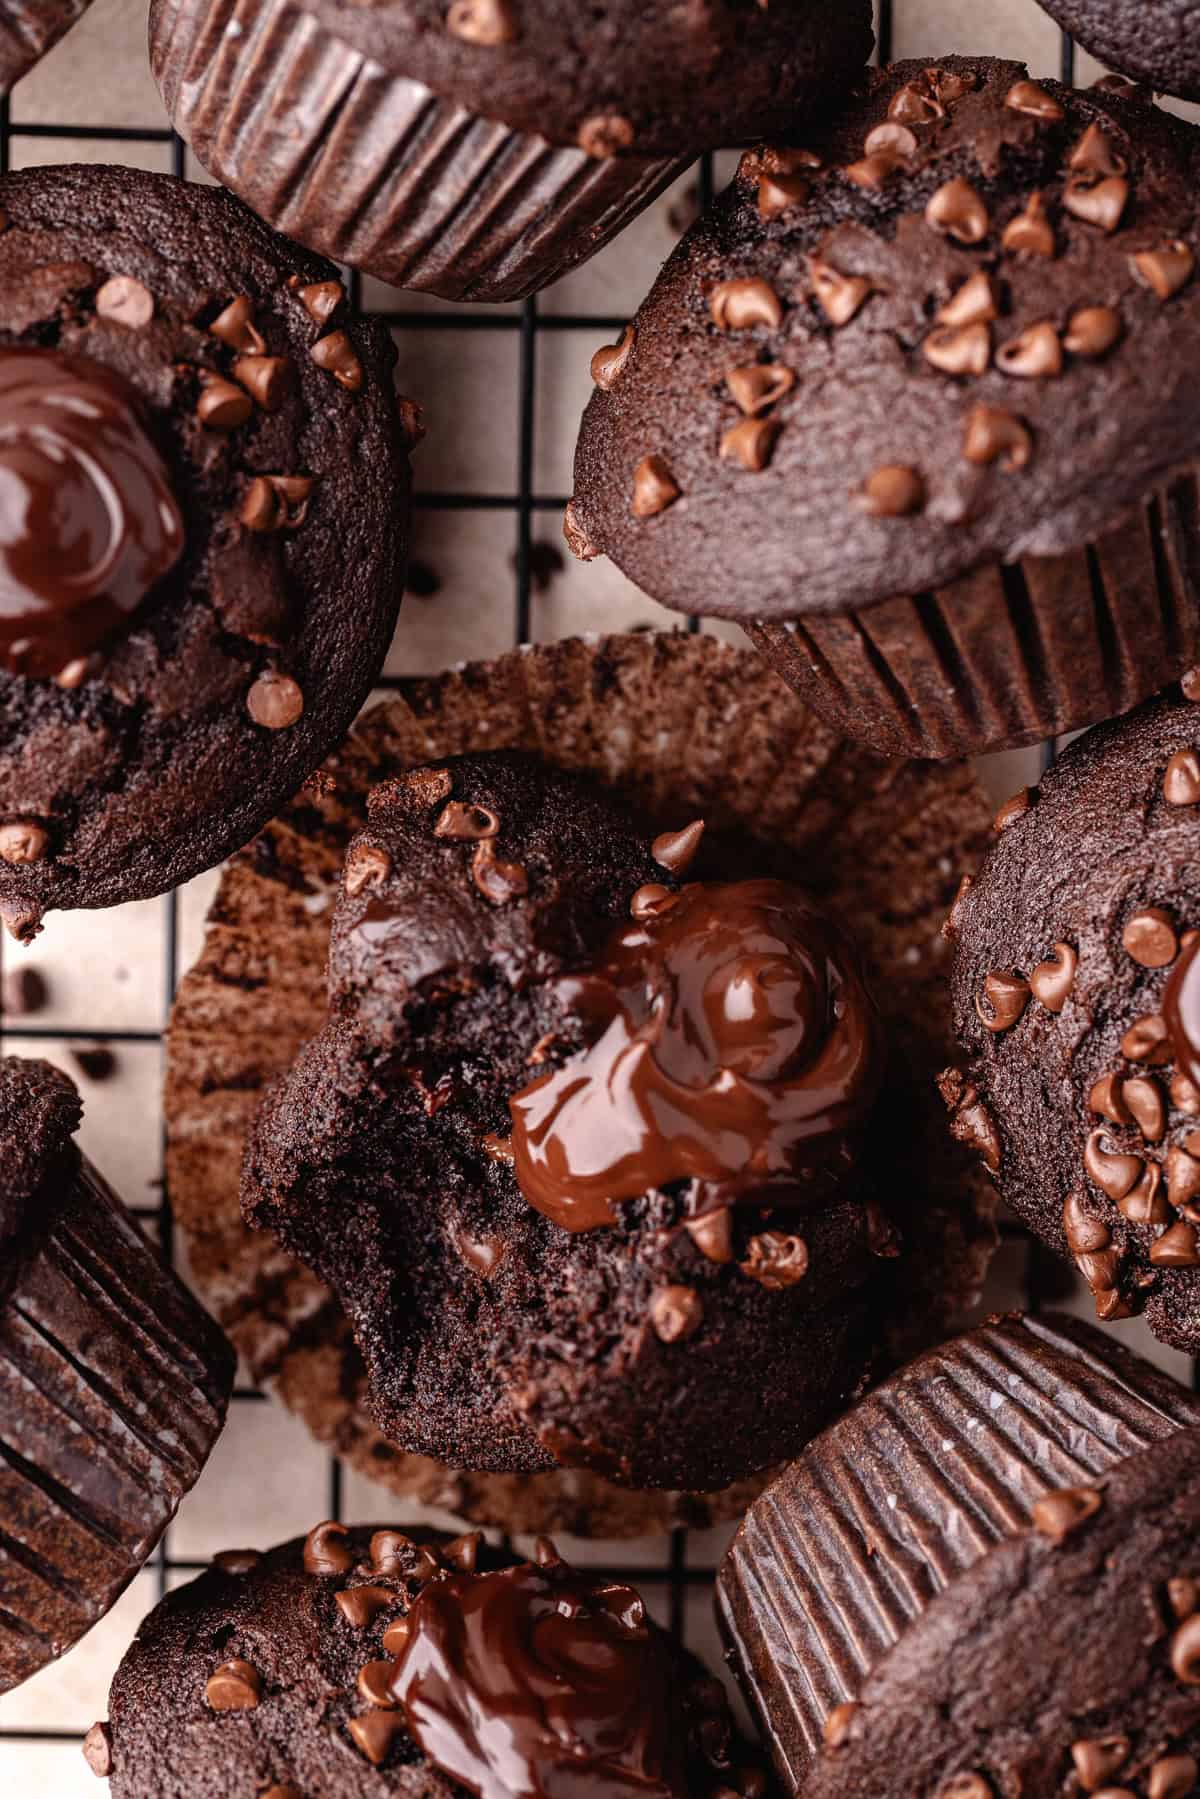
[0,349,184,677]
[1165,931,1200,1088]
[389,1558,689,1798]
[508,878,883,1231]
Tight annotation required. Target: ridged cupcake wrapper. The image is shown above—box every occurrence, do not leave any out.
[747,470,1200,759]
[717,1311,1200,1794]
[151,0,687,303]
[0,1156,233,1691]
[0,0,89,90]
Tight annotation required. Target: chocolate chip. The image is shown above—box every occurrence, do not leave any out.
[974,970,1030,1033]
[0,820,48,865]
[823,1702,860,1749]
[212,1548,261,1575]
[196,373,253,430]
[303,1520,353,1576]
[856,465,925,517]
[1123,1075,1166,1141]
[865,121,917,159]
[247,671,304,730]
[369,1530,420,1576]
[381,1617,410,1657]
[1076,1243,1124,1294]
[757,171,811,219]
[1064,306,1123,357]
[234,353,292,411]
[591,325,635,391]
[95,274,154,328]
[889,80,941,126]
[446,0,515,42]
[938,272,1000,328]
[720,417,780,472]
[357,1660,399,1708]
[209,294,265,354]
[1163,748,1200,806]
[563,498,600,560]
[435,800,499,842]
[1071,1736,1130,1790]
[1169,1577,1199,1619]
[577,112,634,157]
[1084,1128,1142,1201]
[709,278,782,331]
[348,1710,405,1765]
[1029,942,1076,1012]
[345,844,392,898]
[310,330,364,392]
[1005,79,1064,121]
[923,322,990,377]
[1063,1191,1111,1255]
[1122,906,1178,967]
[205,1658,262,1711]
[1150,1220,1200,1267]
[444,1530,482,1573]
[336,1585,395,1629]
[1168,1144,1200,1210]
[631,454,680,518]
[1183,665,1200,700]
[963,406,1033,471]
[993,787,1033,832]
[996,321,1063,378]
[1119,1161,1169,1225]
[926,178,989,244]
[810,259,873,326]
[1071,125,1128,177]
[1088,1072,1131,1125]
[725,362,794,416]
[82,1721,113,1777]
[1,965,47,1017]
[1173,1075,1200,1117]
[1148,1755,1199,1799]
[1171,1613,1200,1683]
[1094,1287,1133,1322]
[843,152,904,190]
[1001,193,1056,258]
[1031,1485,1102,1543]
[652,819,705,875]
[685,1207,734,1263]
[240,474,315,533]
[1133,241,1196,301]
[291,277,345,328]
[1063,176,1129,233]
[396,394,425,447]
[1121,1013,1171,1064]
[940,1070,1002,1172]
[740,1231,808,1290]
[650,1284,703,1342]
[471,838,528,904]
[630,883,677,921]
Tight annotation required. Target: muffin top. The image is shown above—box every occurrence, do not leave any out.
[570,57,1200,623]
[0,1055,79,1258]
[283,0,873,157]
[1039,0,1200,103]
[99,1522,757,1797]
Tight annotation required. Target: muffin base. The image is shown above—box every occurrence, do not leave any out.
[748,470,1200,759]
[150,0,687,303]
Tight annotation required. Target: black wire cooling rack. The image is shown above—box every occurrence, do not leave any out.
[0,0,1097,1768]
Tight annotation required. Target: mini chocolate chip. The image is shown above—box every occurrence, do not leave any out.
[1169,1577,1199,1619]
[0,820,48,865]
[209,294,265,353]
[856,465,925,517]
[345,845,392,897]
[1148,1755,1199,1799]
[82,1721,113,1777]
[444,1531,482,1573]
[926,178,989,244]
[1119,1162,1170,1225]
[1133,241,1196,301]
[963,405,1033,471]
[810,259,873,326]
[234,353,292,411]
[938,272,1001,328]
[1171,1613,1200,1683]
[348,1710,405,1765]
[740,1230,808,1290]
[563,498,600,560]
[291,277,345,327]
[337,1585,395,1629]
[205,1658,262,1711]
[247,672,304,730]
[1063,1191,1111,1255]
[1002,193,1056,258]
[823,1701,860,1749]
[591,325,634,391]
[1150,1220,1200,1267]
[996,321,1062,378]
[357,1660,399,1708]
[471,838,528,904]
[923,322,991,377]
[721,417,780,472]
[1031,1485,1102,1543]
[757,171,810,219]
[1,965,47,1017]
[240,474,315,533]
[653,819,705,874]
[446,0,515,43]
[685,1207,734,1263]
[435,800,499,841]
[1088,1072,1132,1125]
[1123,1075,1166,1141]
[1168,1144,1200,1210]
[975,970,1030,1033]
[196,374,253,430]
[1071,1736,1130,1790]
[95,274,154,328]
[725,362,794,416]
[844,151,903,189]
[213,1548,261,1575]
[631,454,680,518]
[650,1284,703,1342]
[303,1520,353,1576]
[1064,306,1123,357]
[1029,942,1076,1012]
[577,112,634,157]
[1121,1013,1171,1064]
[1063,176,1128,232]
[1122,906,1178,967]
[709,278,782,331]
[1084,1128,1142,1201]
[994,787,1033,831]
[310,330,363,392]
[1005,79,1064,120]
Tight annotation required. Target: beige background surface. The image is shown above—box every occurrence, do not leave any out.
[0,1,1195,1792]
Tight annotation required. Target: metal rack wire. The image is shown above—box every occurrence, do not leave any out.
[0,1,1093,1772]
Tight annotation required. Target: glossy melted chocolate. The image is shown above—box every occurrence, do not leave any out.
[0,348,183,676]
[508,878,883,1230]
[389,1557,689,1798]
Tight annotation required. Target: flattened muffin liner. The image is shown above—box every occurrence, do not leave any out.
[0,1155,233,1691]
[150,0,687,304]
[748,469,1200,759]
[717,1311,1200,1794]
[166,631,997,1537]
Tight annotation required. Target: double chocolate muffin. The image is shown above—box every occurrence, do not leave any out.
[91,1521,762,1796]
[1038,1,1200,102]
[0,162,412,939]
[570,57,1200,756]
[945,684,1200,1351]
[0,0,90,89]
[150,0,874,302]
[0,1056,234,1693]
[719,1311,1200,1798]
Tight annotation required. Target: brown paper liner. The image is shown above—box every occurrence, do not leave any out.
[717,1311,1200,1794]
[748,470,1200,759]
[0,1156,234,1691]
[150,0,687,304]
[165,632,997,1537]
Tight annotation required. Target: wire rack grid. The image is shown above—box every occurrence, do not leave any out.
[0,2,1187,1792]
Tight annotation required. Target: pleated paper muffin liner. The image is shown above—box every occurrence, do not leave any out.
[0,0,89,90]
[150,0,687,304]
[0,1155,234,1691]
[166,631,997,1537]
[748,469,1200,760]
[717,1310,1200,1795]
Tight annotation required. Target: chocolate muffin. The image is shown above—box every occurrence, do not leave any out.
[1039,1,1200,103]
[0,0,90,89]
[90,1521,762,1796]
[0,162,412,940]
[149,0,874,303]
[569,57,1200,757]
[944,685,1200,1351]
[718,1311,1200,1798]
[0,1056,234,1693]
